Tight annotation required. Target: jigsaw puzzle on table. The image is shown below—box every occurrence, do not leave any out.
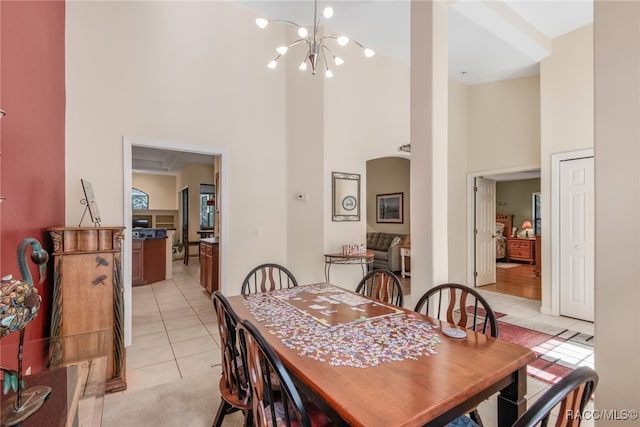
[243,284,441,368]
[274,284,401,326]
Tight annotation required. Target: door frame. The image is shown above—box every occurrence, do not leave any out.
[466,164,540,287]
[550,149,594,316]
[122,136,228,347]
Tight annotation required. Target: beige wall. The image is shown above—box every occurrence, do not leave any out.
[184,163,214,242]
[594,2,640,417]
[132,173,177,210]
[467,76,541,173]
[366,157,410,235]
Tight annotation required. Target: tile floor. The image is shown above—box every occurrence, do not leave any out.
[103,260,595,426]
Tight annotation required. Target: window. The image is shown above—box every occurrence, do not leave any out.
[132,188,149,210]
[200,184,215,229]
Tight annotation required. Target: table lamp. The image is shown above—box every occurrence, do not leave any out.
[522,221,533,237]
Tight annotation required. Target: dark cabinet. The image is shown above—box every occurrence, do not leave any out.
[132,239,145,286]
[143,238,166,284]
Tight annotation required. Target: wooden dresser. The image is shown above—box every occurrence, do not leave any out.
[506,237,536,264]
[47,226,126,392]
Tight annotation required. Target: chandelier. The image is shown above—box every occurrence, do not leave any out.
[255,0,375,78]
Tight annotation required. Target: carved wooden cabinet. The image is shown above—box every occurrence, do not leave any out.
[47,226,126,392]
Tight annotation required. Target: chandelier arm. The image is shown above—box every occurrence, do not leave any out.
[267,19,304,28]
[320,46,330,71]
[322,34,366,49]
[286,39,308,49]
[320,43,335,58]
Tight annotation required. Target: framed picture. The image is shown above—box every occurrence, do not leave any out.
[81,179,102,226]
[376,193,403,223]
[332,172,360,221]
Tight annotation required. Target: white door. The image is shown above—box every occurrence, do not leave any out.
[560,157,594,321]
[475,177,496,286]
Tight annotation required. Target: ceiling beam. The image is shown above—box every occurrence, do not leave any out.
[451,0,552,62]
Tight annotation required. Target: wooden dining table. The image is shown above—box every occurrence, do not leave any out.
[226,283,535,427]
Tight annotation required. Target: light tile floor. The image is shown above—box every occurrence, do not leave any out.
[103,261,594,426]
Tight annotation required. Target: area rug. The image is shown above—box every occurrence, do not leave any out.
[496,320,594,385]
[463,307,594,385]
[496,262,522,269]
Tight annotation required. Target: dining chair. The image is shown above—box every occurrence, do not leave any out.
[236,319,335,427]
[511,366,598,427]
[211,291,252,427]
[241,263,298,295]
[355,268,404,307]
[414,283,498,426]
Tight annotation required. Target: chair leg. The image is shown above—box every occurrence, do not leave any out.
[212,399,230,427]
[470,409,484,427]
[243,409,253,427]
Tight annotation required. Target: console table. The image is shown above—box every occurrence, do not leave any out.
[324,252,374,283]
[399,244,411,278]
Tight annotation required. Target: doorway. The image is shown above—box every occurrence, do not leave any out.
[122,136,227,347]
[468,168,542,300]
[551,149,594,321]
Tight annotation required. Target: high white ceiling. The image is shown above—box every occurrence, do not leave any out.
[236,0,593,84]
[133,1,593,173]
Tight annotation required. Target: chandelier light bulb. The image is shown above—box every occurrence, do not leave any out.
[256,18,269,29]
[256,1,372,78]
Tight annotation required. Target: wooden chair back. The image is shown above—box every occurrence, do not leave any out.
[511,366,598,427]
[237,320,317,427]
[414,283,498,337]
[355,269,404,307]
[212,291,252,426]
[241,263,298,295]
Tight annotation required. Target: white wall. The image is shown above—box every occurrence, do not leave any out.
[448,77,468,284]
[539,24,593,314]
[467,76,541,173]
[593,2,640,418]
[321,31,410,289]
[66,1,288,295]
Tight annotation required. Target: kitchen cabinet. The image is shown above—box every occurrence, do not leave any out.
[132,239,145,286]
[199,239,219,294]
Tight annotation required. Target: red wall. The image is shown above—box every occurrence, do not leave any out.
[1,1,66,341]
